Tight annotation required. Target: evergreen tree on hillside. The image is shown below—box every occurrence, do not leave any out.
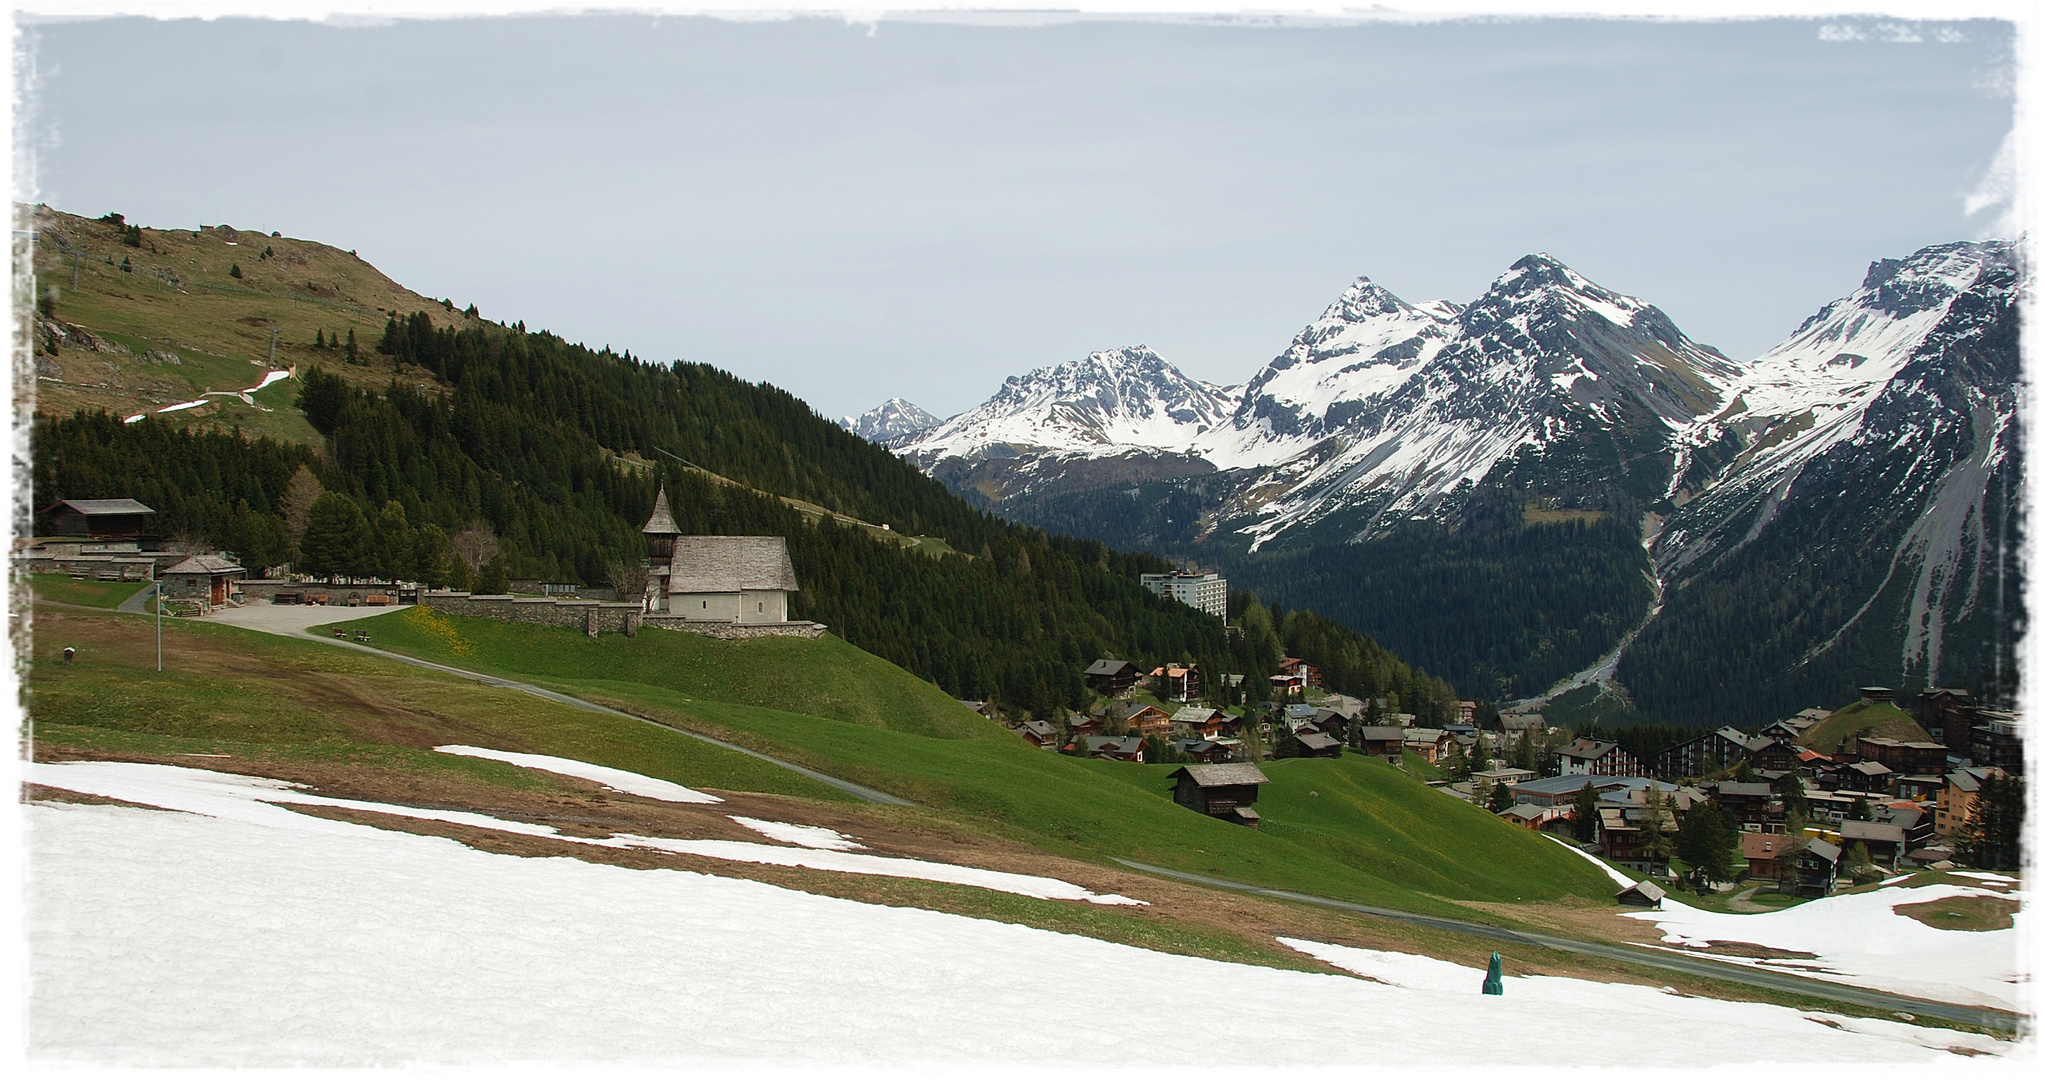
[1485,779,1516,814]
[297,492,375,581]
[1570,781,1600,843]
[374,501,417,583]
[1675,803,1738,888]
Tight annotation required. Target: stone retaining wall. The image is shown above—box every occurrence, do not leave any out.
[418,591,825,639]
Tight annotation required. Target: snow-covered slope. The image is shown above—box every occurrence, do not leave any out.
[1205,254,1738,547]
[1631,239,2024,703]
[903,346,1238,463]
[28,784,2007,1064]
[841,397,943,448]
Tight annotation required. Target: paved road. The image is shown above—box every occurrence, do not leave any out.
[1112,858,2024,1033]
[115,581,158,614]
[210,602,915,807]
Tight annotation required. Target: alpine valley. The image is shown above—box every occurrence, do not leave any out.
[885,240,2026,728]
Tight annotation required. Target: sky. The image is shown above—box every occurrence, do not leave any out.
[15,6,2022,422]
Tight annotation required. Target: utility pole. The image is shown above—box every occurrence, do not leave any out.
[155,581,163,672]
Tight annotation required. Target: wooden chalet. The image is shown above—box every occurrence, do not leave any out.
[1168,763,1271,827]
[1295,731,1342,758]
[41,498,157,540]
[1403,728,1453,765]
[1916,687,1975,748]
[1169,738,1233,764]
[1169,706,1228,740]
[1084,658,1140,697]
[1276,657,1320,689]
[1853,736,1949,775]
[1839,820,1907,863]
[1790,839,1842,896]
[1083,735,1146,763]
[1122,705,1173,738]
[1711,780,1778,831]
[1016,719,1060,750]
[1741,831,1791,881]
[1615,880,1666,908]
[1359,725,1406,762]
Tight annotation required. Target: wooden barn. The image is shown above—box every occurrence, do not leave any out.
[1168,763,1271,827]
[42,498,156,540]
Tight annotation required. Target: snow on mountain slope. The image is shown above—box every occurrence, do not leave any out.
[841,397,943,448]
[904,345,1237,463]
[1193,277,1458,471]
[1647,239,2023,688]
[1214,254,1739,547]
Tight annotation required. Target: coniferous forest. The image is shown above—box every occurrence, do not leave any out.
[33,313,1462,722]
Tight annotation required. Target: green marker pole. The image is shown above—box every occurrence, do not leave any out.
[1482,951,1504,996]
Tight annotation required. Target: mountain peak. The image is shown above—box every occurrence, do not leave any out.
[843,398,943,448]
[1323,277,1413,322]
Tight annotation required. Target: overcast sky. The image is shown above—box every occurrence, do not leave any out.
[20,11,2018,421]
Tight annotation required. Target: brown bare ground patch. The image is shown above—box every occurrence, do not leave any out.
[1895,895,2020,932]
[22,782,175,811]
[1695,940,1821,961]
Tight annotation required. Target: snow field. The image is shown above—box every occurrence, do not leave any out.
[1553,837,2027,1013]
[27,797,2009,1067]
[729,815,864,850]
[27,759,1140,906]
[434,743,725,803]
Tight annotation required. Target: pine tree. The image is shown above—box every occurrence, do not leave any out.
[229,263,242,279]
[476,556,510,595]
[314,329,324,349]
[1486,778,1516,814]
[119,257,132,273]
[1641,786,1674,864]
[373,500,416,582]
[296,493,375,582]
[344,328,359,365]
[1570,781,1600,843]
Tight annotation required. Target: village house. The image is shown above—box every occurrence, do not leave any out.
[1169,706,1231,740]
[1510,774,1637,808]
[1936,766,2005,838]
[1741,831,1791,881]
[1016,720,1060,750]
[1839,820,1908,865]
[1710,780,1780,832]
[1169,738,1234,764]
[1168,763,1271,827]
[1790,839,1842,896]
[1082,735,1146,763]
[1402,727,1453,765]
[41,497,158,540]
[1068,713,1106,739]
[1471,766,1535,788]
[1657,726,1764,779]
[1499,803,1560,830]
[1121,705,1173,739]
[1970,710,2026,773]
[1557,739,1642,777]
[1853,736,1950,776]
[1277,657,1320,689]
[1147,663,1201,702]
[1616,880,1667,908]
[159,553,246,611]
[1294,731,1343,758]
[1083,659,1140,698]
[1916,687,1974,748]
[1358,726,1406,762]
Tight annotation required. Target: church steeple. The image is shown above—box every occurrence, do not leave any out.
[642,486,679,561]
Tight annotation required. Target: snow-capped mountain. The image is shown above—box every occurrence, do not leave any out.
[892,240,2023,722]
[1199,254,1740,547]
[1628,239,2023,714]
[904,346,1238,464]
[843,398,944,448]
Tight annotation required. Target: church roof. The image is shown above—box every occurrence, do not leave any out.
[667,535,799,594]
[641,487,680,536]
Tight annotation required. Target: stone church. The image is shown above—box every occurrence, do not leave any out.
[640,488,800,624]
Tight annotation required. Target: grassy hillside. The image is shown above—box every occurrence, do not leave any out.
[27,203,479,441]
[29,606,847,804]
[344,609,1615,917]
[1795,698,1933,755]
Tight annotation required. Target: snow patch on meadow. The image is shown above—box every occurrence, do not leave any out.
[730,814,864,850]
[26,760,1137,906]
[1623,880,2028,1013]
[434,744,723,803]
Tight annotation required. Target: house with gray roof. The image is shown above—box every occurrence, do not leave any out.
[1168,763,1270,827]
[659,535,800,624]
[42,498,157,540]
